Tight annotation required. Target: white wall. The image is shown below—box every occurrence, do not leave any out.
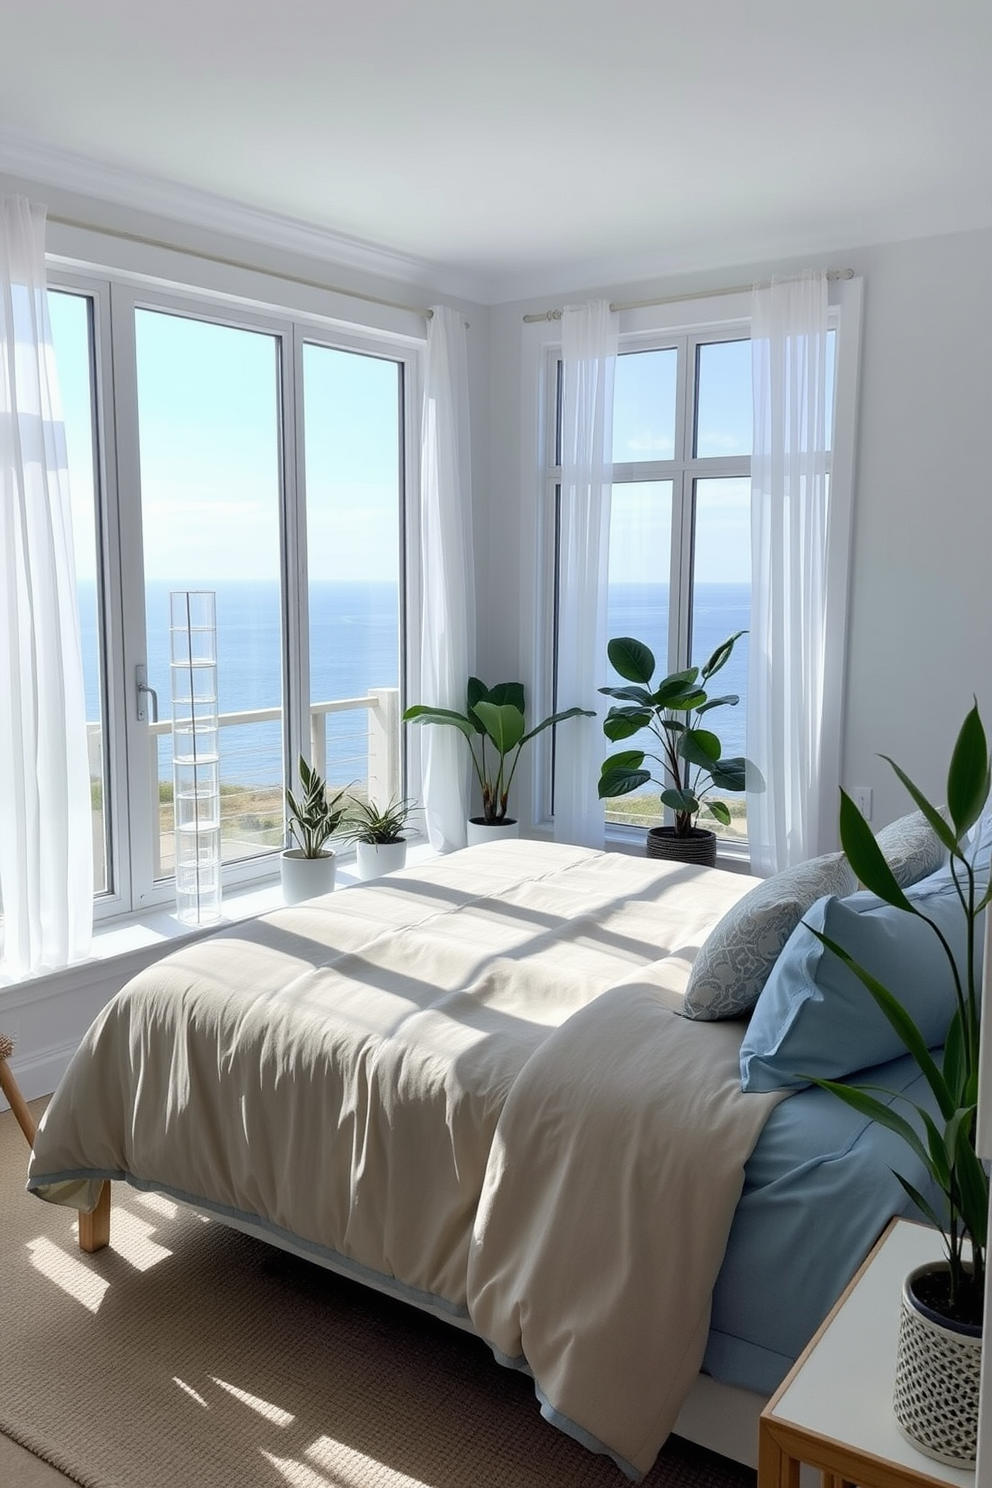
[483,225,992,832]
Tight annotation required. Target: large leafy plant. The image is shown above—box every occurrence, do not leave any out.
[597,632,757,835]
[404,680,593,825]
[813,703,990,1326]
[284,755,351,858]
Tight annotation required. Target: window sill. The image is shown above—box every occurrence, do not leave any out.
[1,840,441,993]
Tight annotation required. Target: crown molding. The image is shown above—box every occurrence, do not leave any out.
[0,129,491,305]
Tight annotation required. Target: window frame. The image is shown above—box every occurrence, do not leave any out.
[47,263,423,920]
[527,282,863,848]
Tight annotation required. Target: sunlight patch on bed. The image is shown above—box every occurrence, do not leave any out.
[172,1376,210,1408]
[306,1435,431,1486]
[26,1236,110,1312]
[212,1377,294,1427]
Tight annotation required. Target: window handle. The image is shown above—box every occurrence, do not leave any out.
[136,664,159,724]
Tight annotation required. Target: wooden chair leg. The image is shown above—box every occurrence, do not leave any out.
[0,1036,37,1147]
[79,1181,111,1253]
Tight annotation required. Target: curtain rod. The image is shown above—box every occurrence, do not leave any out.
[522,268,855,323]
[48,213,434,320]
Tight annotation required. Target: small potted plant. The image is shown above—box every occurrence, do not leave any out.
[597,632,760,865]
[404,679,593,843]
[344,796,417,881]
[812,703,989,1466]
[281,755,351,904]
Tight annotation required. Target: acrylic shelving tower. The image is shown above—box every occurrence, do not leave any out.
[170,590,222,925]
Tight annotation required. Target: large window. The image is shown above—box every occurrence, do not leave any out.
[46,276,413,920]
[547,324,835,843]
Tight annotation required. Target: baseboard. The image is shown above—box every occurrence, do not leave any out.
[0,940,179,1108]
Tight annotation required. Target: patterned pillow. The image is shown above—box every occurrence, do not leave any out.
[873,809,945,888]
[681,852,858,1020]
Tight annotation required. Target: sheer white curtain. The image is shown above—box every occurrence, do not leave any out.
[418,304,476,852]
[554,300,618,848]
[0,195,92,977]
[746,270,832,874]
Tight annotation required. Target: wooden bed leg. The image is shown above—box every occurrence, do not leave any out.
[78,1181,111,1253]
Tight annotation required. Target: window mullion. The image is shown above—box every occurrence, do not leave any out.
[284,325,308,793]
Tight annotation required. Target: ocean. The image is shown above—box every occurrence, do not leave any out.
[78,580,750,786]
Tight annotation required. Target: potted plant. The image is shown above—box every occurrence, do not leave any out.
[281,755,351,904]
[344,796,417,881]
[813,702,989,1466]
[404,679,593,844]
[597,632,759,866]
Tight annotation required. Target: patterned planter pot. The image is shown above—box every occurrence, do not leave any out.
[893,1261,982,1467]
[645,826,717,868]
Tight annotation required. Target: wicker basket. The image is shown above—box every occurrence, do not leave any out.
[893,1262,982,1467]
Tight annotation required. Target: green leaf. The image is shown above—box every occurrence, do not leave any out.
[678,728,722,766]
[893,1173,947,1233]
[696,693,740,715]
[486,681,526,712]
[946,702,991,838]
[700,630,746,681]
[661,786,698,814]
[472,700,525,756]
[880,758,958,855]
[808,1079,933,1172]
[402,704,476,740]
[598,765,651,799]
[607,637,655,685]
[709,757,748,792]
[660,687,708,713]
[466,677,490,732]
[653,670,700,707]
[838,790,915,909]
[808,927,953,1117]
[703,799,731,826]
[598,684,655,706]
[603,708,652,742]
[521,705,595,745]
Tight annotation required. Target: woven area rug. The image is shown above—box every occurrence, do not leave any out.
[1,1104,756,1488]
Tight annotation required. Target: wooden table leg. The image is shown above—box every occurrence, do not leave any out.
[759,1423,800,1488]
[78,1181,111,1253]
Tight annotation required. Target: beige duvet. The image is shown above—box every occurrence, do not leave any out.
[29,840,782,1478]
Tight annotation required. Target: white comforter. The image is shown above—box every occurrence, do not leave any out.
[28,840,781,1478]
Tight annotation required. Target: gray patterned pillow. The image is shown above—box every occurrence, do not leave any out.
[682,852,857,1021]
[873,809,945,888]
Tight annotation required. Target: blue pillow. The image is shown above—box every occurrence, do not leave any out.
[740,865,985,1093]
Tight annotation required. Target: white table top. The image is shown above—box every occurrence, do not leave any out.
[769,1218,976,1488]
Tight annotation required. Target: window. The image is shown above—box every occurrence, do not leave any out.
[46,274,414,920]
[545,321,835,844]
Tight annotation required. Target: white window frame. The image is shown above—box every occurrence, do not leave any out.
[47,254,425,921]
[522,281,863,845]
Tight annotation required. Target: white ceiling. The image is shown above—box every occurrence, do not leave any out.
[1,0,990,301]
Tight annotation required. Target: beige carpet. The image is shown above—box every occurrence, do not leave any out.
[0,1103,756,1488]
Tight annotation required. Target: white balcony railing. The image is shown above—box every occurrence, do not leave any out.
[87,688,401,882]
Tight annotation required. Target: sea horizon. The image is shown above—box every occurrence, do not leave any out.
[78,579,750,786]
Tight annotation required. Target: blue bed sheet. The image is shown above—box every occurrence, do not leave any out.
[704,1051,940,1395]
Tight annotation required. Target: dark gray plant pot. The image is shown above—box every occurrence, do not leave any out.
[646,826,717,868]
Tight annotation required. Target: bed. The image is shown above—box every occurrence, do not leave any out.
[25,834,953,1480]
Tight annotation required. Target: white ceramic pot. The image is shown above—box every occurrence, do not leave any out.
[466,817,519,847]
[355,839,408,881]
[893,1261,982,1466]
[280,848,337,905]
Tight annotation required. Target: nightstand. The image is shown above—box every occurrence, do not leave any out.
[758,1218,977,1488]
